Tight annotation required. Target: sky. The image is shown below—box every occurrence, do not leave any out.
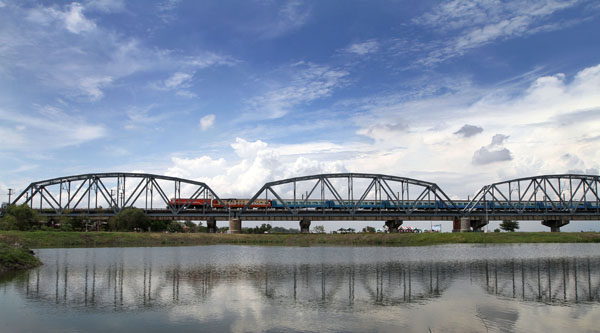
[1,0,599,231]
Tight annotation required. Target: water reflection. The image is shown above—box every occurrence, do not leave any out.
[475,258,600,303]
[1,245,600,332]
[7,256,600,311]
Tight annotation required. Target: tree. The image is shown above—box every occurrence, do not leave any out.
[0,204,39,230]
[312,225,325,233]
[362,226,376,233]
[183,221,197,233]
[150,220,168,232]
[499,220,519,232]
[109,208,151,231]
[167,221,184,233]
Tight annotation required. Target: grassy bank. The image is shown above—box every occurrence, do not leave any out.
[0,239,42,273]
[1,230,600,248]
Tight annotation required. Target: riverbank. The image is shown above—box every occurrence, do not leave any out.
[1,230,599,248]
[0,239,42,273]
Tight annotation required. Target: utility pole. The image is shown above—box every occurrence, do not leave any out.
[8,188,13,204]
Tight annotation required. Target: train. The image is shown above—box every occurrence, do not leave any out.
[169,198,600,210]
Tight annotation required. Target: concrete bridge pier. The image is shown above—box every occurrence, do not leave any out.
[542,219,569,232]
[385,219,403,233]
[470,218,488,232]
[459,217,471,232]
[299,218,311,233]
[206,218,217,233]
[229,218,242,234]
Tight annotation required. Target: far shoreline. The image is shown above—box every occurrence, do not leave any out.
[1,230,600,249]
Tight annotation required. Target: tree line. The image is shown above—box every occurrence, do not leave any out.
[1,204,521,233]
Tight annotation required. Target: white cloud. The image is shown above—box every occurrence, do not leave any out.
[164,72,193,89]
[199,114,215,131]
[246,63,348,119]
[345,40,379,55]
[165,138,347,197]
[26,2,96,34]
[415,0,586,65]
[125,105,174,130]
[79,76,113,101]
[260,1,311,39]
[184,52,239,68]
[64,2,96,33]
[3,3,238,102]
[338,63,600,195]
[0,106,106,150]
[472,134,513,165]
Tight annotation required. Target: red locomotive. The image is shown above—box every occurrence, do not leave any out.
[169,198,271,209]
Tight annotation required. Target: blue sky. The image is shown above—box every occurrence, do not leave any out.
[1,0,599,231]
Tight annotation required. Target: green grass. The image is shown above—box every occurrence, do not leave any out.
[0,239,42,273]
[1,230,600,249]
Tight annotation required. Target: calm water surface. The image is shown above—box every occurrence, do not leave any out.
[1,244,600,332]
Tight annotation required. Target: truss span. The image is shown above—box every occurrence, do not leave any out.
[10,173,228,217]
[463,174,600,216]
[239,173,457,218]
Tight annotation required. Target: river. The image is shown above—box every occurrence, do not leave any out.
[1,244,599,332]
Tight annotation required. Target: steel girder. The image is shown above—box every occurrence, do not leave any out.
[239,173,457,217]
[10,173,228,217]
[463,174,600,216]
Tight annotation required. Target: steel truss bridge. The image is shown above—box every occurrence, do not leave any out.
[3,173,600,232]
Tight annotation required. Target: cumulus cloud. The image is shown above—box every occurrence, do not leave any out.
[454,124,483,137]
[346,63,600,194]
[165,138,346,197]
[199,114,215,131]
[472,147,512,165]
[490,134,509,146]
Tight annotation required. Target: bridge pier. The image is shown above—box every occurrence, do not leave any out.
[299,218,311,233]
[206,218,217,233]
[542,219,569,232]
[459,217,471,232]
[455,217,488,232]
[470,218,488,232]
[229,218,242,234]
[385,219,403,233]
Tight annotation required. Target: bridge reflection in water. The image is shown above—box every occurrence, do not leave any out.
[7,257,600,311]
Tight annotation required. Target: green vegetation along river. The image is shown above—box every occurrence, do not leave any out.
[1,230,599,249]
[0,239,41,273]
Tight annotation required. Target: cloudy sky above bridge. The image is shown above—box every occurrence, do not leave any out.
[1,0,599,226]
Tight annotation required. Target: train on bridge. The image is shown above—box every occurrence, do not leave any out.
[170,198,600,211]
